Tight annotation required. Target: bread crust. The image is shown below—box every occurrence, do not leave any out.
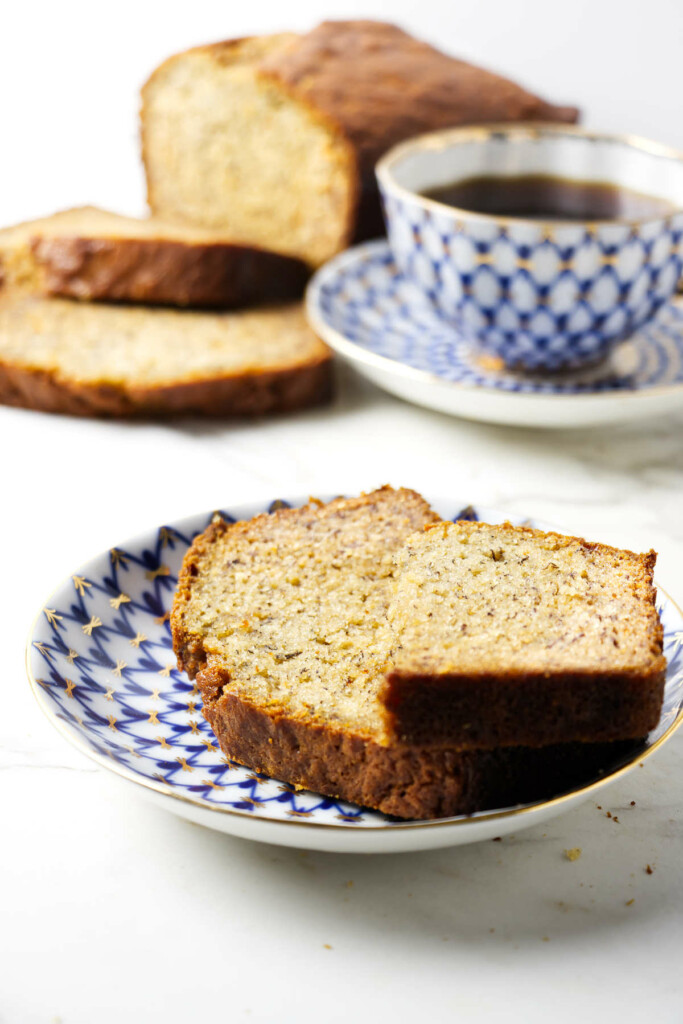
[0,349,332,418]
[29,236,309,308]
[170,496,654,820]
[382,666,666,750]
[259,20,580,240]
[384,526,666,748]
[195,668,641,820]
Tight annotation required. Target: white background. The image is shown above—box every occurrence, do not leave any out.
[2,2,683,1023]
[2,0,683,226]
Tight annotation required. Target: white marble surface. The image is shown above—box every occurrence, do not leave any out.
[3,1,683,1021]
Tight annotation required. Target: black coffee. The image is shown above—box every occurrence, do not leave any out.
[421,174,675,221]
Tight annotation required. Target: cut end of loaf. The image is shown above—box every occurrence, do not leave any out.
[141,34,357,268]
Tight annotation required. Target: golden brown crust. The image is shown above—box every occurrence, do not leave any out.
[382,665,666,750]
[196,669,642,819]
[173,538,647,819]
[30,236,310,308]
[140,23,577,254]
[0,350,333,418]
[171,513,234,676]
[259,20,579,240]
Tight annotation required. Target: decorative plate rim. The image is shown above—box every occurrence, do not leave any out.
[306,240,683,404]
[25,500,683,833]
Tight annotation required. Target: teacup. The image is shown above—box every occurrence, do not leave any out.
[376,125,683,371]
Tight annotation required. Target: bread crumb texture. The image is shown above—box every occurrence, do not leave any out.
[172,487,438,739]
[389,520,663,676]
[142,34,355,267]
[0,295,325,386]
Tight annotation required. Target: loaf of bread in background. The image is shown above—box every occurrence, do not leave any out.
[0,294,331,417]
[141,20,579,267]
[0,207,309,308]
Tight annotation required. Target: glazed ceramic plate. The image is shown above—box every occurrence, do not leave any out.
[306,241,683,428]
[27,496,683,854]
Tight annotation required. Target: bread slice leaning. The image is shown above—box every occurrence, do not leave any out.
[384,520,667,749]
[141,21,579,264]
[171,489,650,820]
[0,207,309,308]
[0,294,331,417]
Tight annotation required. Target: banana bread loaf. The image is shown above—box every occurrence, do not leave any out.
[142,20,578,266]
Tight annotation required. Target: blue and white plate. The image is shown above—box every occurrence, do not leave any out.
[27,496,683,853]
[306,241,683,428]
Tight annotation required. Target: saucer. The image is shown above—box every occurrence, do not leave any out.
[306,241,683,428]
[26,496,683,854]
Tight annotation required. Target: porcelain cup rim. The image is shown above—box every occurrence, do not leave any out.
[375,122,683,230]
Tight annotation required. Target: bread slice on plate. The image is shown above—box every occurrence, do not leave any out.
[0,294,331,417]
[171,489,653,819]
[0,206,309,308]
[141,20,578,265]
[384,520,667,749]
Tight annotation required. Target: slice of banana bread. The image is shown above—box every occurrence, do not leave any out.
[172,487,440,727]
[0,294,331,417]
[384,520,666,749]
[0,206,309,308]
[171,491,653,819]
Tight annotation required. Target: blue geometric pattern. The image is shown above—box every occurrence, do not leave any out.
[27,499,683,827]
[380,187,683,370]
[312,241,683,395]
